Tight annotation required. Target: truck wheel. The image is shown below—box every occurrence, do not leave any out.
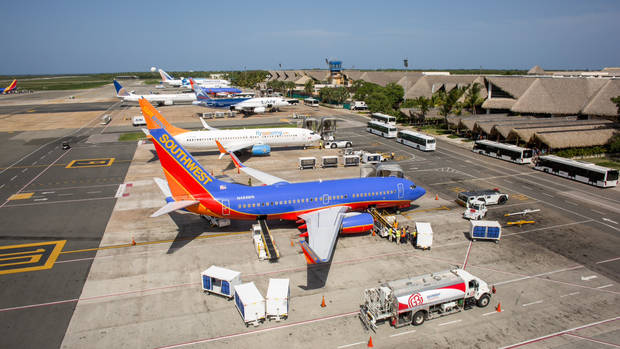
[477,294,490,308]
[412,311,425,326]
[331,143,337,149]
[346,142,352,148]
[498,196,507,205]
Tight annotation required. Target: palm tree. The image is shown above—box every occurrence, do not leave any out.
[437,87,466,129]
[464,83,485,115]
[414,96,431,125]
[284,81,295,98]
[304,79,315,96]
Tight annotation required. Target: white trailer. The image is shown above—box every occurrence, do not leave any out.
[234,282,266,326]
[414,222,433,250]
[299,157,316,170]
[343,155,360,167]
[321,156,339,168]
[360,269,491,330]
[266,278,289,321]
[202,266,242,298]
[470,220,502,242]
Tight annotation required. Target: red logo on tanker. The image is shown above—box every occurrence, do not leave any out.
[408,293,423,308]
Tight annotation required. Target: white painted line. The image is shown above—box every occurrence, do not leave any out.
[482,311,500,316]
[597,284,614,289]
[58,193,72,196]
[542,193,553,197]
[597,256,620,264]
[581,275,597,281]
[115,184,126,198]
[500,316,620,349]
[522,300,543,307]
[504,180,513,183]
[566,201,578,206]
[3,196,114,207]
[10,175,17,181]
[390,329,416,337]
[34,198,48,202]
[591,209,604,214]
[41,155,46,159]
[602,218,618,225]
[560,292,580,298]
[21,168,28,173]
[32,161,37,165]
[42,191,55,194]
[438,319,462,326]
[0,184,4,189]
[337,341,366,348]
[87,191,101,194]
[562,332,620,348]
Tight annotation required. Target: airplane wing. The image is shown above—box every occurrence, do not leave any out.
[150,200,199,217]
[216,140,288,185]
[214,139,256,158]
[298,206,349,264]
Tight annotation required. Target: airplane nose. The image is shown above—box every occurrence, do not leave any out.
[412,186,426,200]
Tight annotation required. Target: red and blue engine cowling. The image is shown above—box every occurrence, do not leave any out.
[297,212,374,235]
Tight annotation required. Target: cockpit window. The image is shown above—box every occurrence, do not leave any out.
[410,184,416,189]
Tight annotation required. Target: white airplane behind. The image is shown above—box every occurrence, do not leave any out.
[113,80,196,106]
[159,69,231,88]
[141,104,321,156]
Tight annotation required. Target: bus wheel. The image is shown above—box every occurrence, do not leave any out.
[412,311,425,326]
[499,196,507,204]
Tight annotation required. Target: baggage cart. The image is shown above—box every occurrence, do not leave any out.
[234,282,265,326]
[469,220,501,242]
[266,278,289,321]
[415,222,433,250]
[201,266,241,298]
[299,157,316,170]
[321,156,339,168]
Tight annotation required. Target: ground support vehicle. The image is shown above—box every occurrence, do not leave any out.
[470,220,501,242]
[202,266,242,298]
[360,269,491,330]
[456,189,508,206]
[414,222,433,250]
[298,157,316,170]
[266,278,289,321]
[251,224,268,260]
[463,199,487,220]
[324,140,352,149]
[234,282,265,326]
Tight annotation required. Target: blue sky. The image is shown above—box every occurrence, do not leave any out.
[1,0,619,74]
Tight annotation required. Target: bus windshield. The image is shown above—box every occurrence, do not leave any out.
[608,170,619,181]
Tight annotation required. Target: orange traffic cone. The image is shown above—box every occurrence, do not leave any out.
[372,229,376,237]
[496,302,502,312]
[435,194,439,200]
[367,336,374,348]
[320,296,326,308]
[290,240,294,247]
[131,237,136,246]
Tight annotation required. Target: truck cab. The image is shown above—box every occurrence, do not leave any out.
[455,269,491,307]
[463,198,487,220]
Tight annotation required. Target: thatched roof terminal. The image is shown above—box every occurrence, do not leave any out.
[532,128,618,149]
[581,79,620,117]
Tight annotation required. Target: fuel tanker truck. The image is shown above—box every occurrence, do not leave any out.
[359,268,492,330]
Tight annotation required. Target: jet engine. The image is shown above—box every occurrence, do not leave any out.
[253,107,266,113]
[341,212,374,234]
[251,144,271,155]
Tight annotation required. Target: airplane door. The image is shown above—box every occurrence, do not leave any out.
[323,194,329,205]
[398,183,404,199]
[222,199,230,216]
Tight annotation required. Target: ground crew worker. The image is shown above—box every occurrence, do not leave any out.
[401,228,406,244]
[248,177,252,186]
[412,228,418,246]
[387,227,393,242]
[395,226,399,244]
[394,220,398,230]
[405,226,411,244]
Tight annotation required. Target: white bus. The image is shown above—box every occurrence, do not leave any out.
[534,155,618,188]
[304,98,319,107]
[396,130,436,151]
[370,113,396,126]
[367,121,397,138]
[473,140,533,164]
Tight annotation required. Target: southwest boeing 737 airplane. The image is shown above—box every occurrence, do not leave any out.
[139,99,426,265]
[141,103,321,155]
[0,79,17,94]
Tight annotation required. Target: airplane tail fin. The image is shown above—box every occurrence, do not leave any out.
[191,78,211,101]
[158,69,174,82]
[113,80,130,97]
[139,99,225,199]
[3,79,17,93]
[138,98,188,136]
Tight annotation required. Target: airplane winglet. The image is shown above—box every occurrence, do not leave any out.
[200,118,218,131]
[215,140,244,168]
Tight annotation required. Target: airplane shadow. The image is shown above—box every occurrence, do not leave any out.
[147,150,159,163]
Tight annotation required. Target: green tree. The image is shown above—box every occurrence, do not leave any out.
[463,83,485,115]
[366,92,392,114]
[611,96,620,118]
[284,81,295,97]
[384,82,404,110]
[610,134,620,153]
[304,79,315,95]
[414,96,432,125]
[437,87,466,128]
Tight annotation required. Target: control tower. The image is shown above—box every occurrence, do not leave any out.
[328,60,347,86]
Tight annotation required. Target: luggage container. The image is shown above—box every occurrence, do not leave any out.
[321,156,339,168]
[266,278,289,321]
[469,220,501,242]
[414,222,433,250]
[343,155,360,167]
[299,157,316,170]
[234,282,265,326]
[201,266,242,298]
[215,111,225,118]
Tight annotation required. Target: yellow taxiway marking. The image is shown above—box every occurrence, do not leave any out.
[0,240,66,275]
[66,158,115,168]
[450,186,466,193]
[8,192,34,200]
[60,231,248,255]
[507,220,536,226]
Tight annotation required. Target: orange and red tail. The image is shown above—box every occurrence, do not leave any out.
[139,97,188,136]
